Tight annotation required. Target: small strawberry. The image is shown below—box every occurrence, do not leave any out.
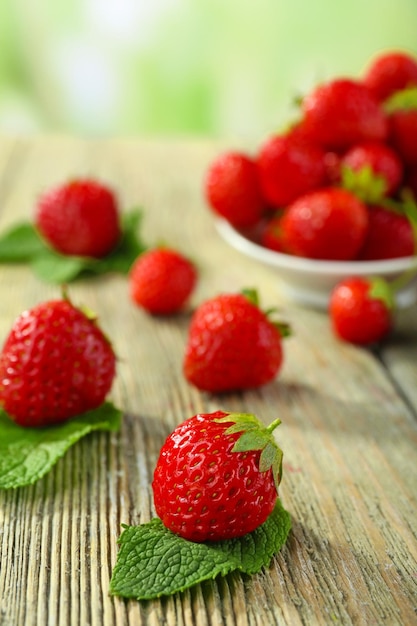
[129,247,197,315]
[204,151,266,228]
[329,277,394,345]
[152,410,283,542]
[261,213,285,252]
[257,133,327,207]
[302,78,388,151]
[183,290,288,393]
[362,50,417,102]
[35,178,121,258]
[280,188,369,260]
[340,141,403,201]
[385,87,417,166]
[357,204,415,260]
[0,295,116,427]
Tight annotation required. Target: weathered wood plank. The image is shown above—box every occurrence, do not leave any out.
[0,137,416,626]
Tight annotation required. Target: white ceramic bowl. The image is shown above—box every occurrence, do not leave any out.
[215,218,417,310]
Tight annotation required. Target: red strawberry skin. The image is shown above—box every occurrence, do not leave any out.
[329,277,392,345]
[183,293,284,392]
[261,213,285,252]
[363,51,417,102]
[35,179,121,258]
[388,108,417,166]
[341,141,403,197]
[205,152,265,228]
[358,205,415,260]
[280,188,369,260]
[0,299,116,427]
[152,411,278,542]
[257,134,327,207]
[129,248,197,315]
[302,79,388,151]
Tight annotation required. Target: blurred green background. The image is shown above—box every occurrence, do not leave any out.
[1,0,417,140]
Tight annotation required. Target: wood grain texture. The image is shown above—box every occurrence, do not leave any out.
[0,136,416,626]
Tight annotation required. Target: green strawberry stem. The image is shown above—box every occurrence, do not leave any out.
[241,288,291,338]
[266,418,282,433]
[341,164,387,204]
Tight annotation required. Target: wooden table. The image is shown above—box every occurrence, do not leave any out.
[0,136,416,626]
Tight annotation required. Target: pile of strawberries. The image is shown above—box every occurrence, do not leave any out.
[205,50,417,263]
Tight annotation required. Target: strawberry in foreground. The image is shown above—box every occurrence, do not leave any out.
[129,247,197,315]
[329,276,394,345]
[35,178,121,258]
[0,295,116,427]
[152,410,283,542]
[183,290,288,392]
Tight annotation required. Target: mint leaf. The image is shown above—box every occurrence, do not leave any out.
[0,223,46,261]
[31,250,89,283]
[109,499,291,601]
[0,209,146,283]
[0,401,122,489]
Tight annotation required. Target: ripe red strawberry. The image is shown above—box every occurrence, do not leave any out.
[257,133,327,207]
[386,87,417,166]
[329,277,394,345]
[280,188,369,260]
[152,410,283,541]
[129,247,197,315]
[341,141,403,200]
[302,78,388,151]
[0,296,116,427]
[204,151,265,228]
[261,213,285,252]
[362,50,417,102]
[35,178,121,258]
[183,290,287,393]
[357,204,415,260]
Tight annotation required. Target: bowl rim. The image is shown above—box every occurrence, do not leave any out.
[215,218,417,276]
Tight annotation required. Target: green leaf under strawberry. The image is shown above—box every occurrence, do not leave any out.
[0,209,146,283]
[109,499,291,601]
[0,401,121,489]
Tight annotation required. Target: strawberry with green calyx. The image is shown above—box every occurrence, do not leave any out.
[340,141,403,203]
[329,276,395,345]
[183,288,290,393]
[0,294,116,427]
[152,410,284,542]
[385,86,417,166]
